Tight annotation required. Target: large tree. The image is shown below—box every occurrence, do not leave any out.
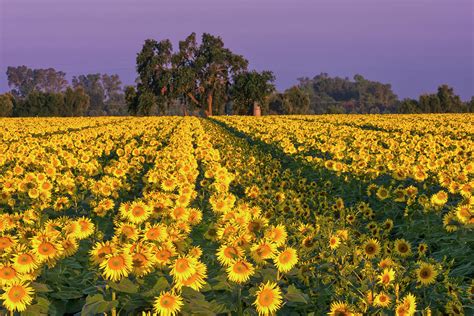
[131,33,249,116]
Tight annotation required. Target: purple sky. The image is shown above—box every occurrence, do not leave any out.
[1,0,473,99]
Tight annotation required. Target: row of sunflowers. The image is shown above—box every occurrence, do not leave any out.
[0,115,472,315]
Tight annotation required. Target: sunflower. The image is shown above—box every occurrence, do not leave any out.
[76,217,94,236]
[32,238,63,262]
[328,301,353,316]
[11,252,38,274]
[0,281,34,312]
[394,239,412,257]
[395,293,417,316]
[217,244,244,267]
[144,224,168,242]
[131,247,156,277]
[176,261,207,291]
[376,186,390,200]
[0,264,20,285]
[274,247,298,273]
[253,281,282,316]
[417,243,428,255]
[265,225,287,246]
[377,268,395,287]
[416,262,438,286]
[100,252,133,282]
[430,190,448,207]
[374,292,391,307]
[153,242,177,265]
[153,291,183,316]
[90,241,114,265]
[170,256,197,282]
[329,235,341,250]
[251,242,277,263]
[362,239,380,259]
[127,201,152,224]
[0,235,16,251]
[227,259,255,283]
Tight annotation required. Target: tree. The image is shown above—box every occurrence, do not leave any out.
[72,74,106,115]
[283,86,310,114]
[63,87,90,116]
[437,84,464,112]
[7,66,68,97]
[231,70,275,115]
[398,98,421,114]
[130,33,249,116]
[0,93,14,117]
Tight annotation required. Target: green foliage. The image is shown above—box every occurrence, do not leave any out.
[231,70,275,115]
[130,32,249,116]
[0,93,14,116]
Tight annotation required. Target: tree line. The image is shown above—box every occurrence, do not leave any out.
[0,66,127,117]
[1,33,472,117]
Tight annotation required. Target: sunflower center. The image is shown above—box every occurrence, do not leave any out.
[420,268,431,278]
[223,247,238,259]
[233,262,249,274]
[160,295,176,308]
[38,242,55,256]
[8,285,26,303]
[258,289,275,307]
[108,256,125,270]
[0,237,13,249]
[18,254,33,264]
[132,206,145,217]
[0,267,16,279]
[279,251,291,264]
[175,259,190,273]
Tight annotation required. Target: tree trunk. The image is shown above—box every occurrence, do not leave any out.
[207,92,213,116]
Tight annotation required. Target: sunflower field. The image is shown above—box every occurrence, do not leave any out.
[0,114,472,316]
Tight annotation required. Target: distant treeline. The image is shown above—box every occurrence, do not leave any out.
[0,34,472,117]
[0,66,127,117]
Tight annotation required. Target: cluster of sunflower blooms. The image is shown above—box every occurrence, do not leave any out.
[214,115,473,231]
[88,119,211,316]
[193,123,298,316]
[209,117,472,315]
[0,212,95,312]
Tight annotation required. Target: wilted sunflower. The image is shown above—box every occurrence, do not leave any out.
[253,281,282,316]
[153,291,183,316]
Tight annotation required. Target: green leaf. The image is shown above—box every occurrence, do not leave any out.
[21,297,50,316]
[81,294,118,316]
[31,282,52,293]
[285,285,308,304]
[108,278,139,294]
[142,276,169,297]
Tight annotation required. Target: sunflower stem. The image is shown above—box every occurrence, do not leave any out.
[112,290,117,316]
[237,285,243,316]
